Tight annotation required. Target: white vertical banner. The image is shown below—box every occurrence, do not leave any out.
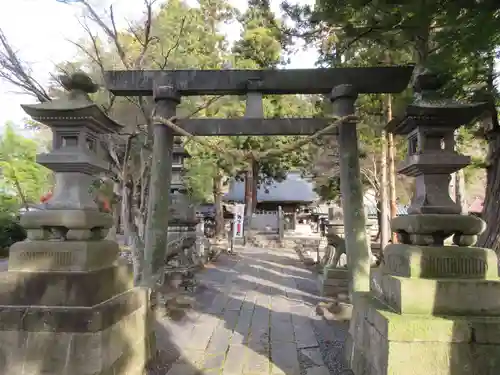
[233,204,245,238]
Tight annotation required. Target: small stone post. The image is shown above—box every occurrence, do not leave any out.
[346,73,497,375]
[331,85,371,295]
[196,218,208,263]
[8,72,154,374]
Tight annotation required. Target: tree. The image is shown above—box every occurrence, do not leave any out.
[166,0,321,241]
[229,1,319,240]
[0,123,52,211]
[233,0,284,68]
[285,0,500,237]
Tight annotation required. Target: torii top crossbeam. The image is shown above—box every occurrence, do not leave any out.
[104,66,414,96]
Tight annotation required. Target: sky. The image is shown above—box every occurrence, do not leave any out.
[0,0,317,128]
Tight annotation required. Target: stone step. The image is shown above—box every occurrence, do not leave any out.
[323,278,349,287]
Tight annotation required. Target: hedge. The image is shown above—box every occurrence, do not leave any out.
[0,215,26,257]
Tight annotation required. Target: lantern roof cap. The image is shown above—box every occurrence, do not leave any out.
[387,71,487,135]
[21,72,123,134]
[173,136,190,158]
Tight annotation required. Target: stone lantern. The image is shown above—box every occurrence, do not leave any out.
[346,73,500,375]
[171,136,190,192]
[167,137,198,255]
[395,74,478,217]
[23,73,121,212]
[1,72,154,375]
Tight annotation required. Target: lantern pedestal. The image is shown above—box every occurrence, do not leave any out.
[0,73,154,375]
[346,73,500,375]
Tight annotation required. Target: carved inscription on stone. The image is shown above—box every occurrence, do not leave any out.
[385,255,409,276]
[17,251,74,267]
[385,254,487,278]
[420,256,487,278]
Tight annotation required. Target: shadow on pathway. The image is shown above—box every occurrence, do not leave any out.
[158,247,350,375]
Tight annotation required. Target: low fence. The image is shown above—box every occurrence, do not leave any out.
[249,210,279,232]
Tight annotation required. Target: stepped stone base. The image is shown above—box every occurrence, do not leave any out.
[0,235,155,375]
[0,286,154,375]
[319,268,349,297]
[371,272,500,316]
[347,293,500,375]
[0,264,133,306]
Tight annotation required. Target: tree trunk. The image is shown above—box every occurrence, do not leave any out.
[121,180,133,245]
[8,164,30,211]
[478,128,500,252]
[252,159,258,211]
[213,173,225,239]
[450,129,457,205]
[380,51,392,250]
[451,130,468,213]
[388,132,398,243]
[139,148,149,239]
[244,161,254,244]
[380,130,389,249]
[476,51,500,251]
[385,92,398,243]
[105,181,121,241]
[456,169,467,213]
[122,178,144,285]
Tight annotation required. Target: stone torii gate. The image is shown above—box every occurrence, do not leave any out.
[104,66,414,295]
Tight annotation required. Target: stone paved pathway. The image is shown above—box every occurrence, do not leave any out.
[155,247,349,375]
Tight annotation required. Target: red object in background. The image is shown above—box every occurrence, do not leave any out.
[96,192,111,213]
[101,198,111,212]
[40,191,111,213]
[40,191,53,203]
[469,197,484,214]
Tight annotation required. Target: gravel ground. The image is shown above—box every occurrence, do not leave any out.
[311,318,350,375]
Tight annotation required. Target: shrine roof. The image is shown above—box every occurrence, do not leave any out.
[223,172,318,203]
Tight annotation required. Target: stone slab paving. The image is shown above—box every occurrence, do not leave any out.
[157,247,349,375]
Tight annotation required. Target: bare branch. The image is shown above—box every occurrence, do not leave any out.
[156,16,187,69]
[134,0,157,67]
[360,167,380,192]
[0,28,51,102]
[187,95,222,118]
[149,14,187,70]
[257,115,357,160]
[80,19,106,72]
[137,96,152,126]
[154,114,237,158]
[75,0,130,68]
[101,94,116,115]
